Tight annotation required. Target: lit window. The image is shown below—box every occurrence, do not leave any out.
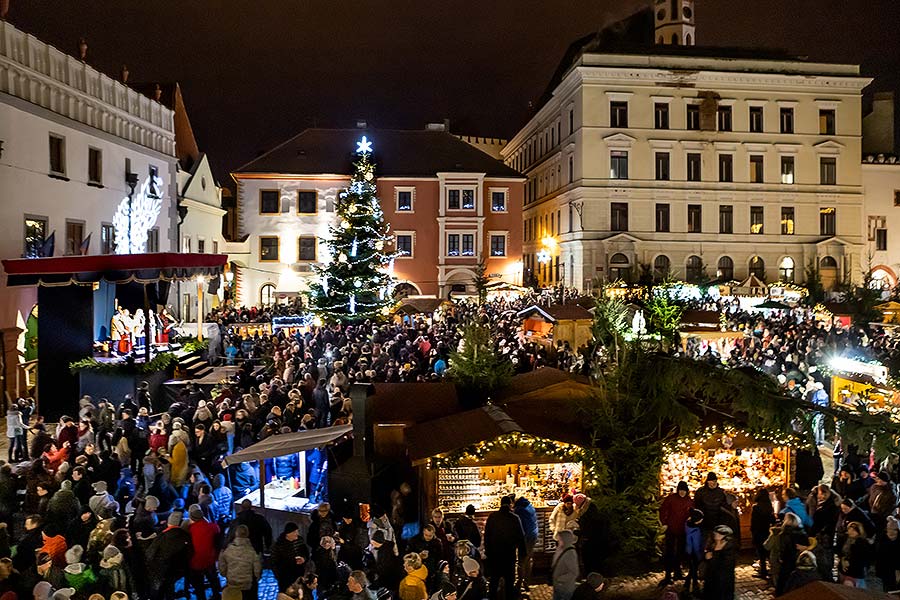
[462,234,475,256]
[750,155,764,183]
[781,207,795,235]
[396,235,413,257]
[491,191,507,212]
[24,216,48,258]
[750,206,764,234]
[820,207,836,236]
[397,190,413,211]
[779,257,795,282]
[447,234,460,256]
[781,156,795,184]
[819,109,836,135]
[260,236,279,261]
[490,235,506,257]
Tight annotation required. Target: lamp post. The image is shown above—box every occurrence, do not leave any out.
[124,172,139,254]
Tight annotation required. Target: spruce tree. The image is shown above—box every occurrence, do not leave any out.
[308,136,395,323]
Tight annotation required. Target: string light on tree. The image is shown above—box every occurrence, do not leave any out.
[307,136,397,323]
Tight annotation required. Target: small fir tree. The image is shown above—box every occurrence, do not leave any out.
[448,322,513,407]
[308,137,395,323]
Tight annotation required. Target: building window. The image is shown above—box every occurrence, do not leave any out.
[396,234,413,257]
[781,207,795,235]
[462,233,474,256]
[894,191,900,207]
[655,203,670,232]
[148,165,160,197]
[609,253,631,282]
[686,105,700,130]
[24,216,48,258]
[819,109,836,135]
[88,147,102,185]
[750,155,764,183]
[182,236,192,253]
[820,157,837,185]
[490,234,507,257]
[568,156,574,183]
[750,206,764,234]
[260,190,280,214]
[448,189,460,210]
[719,205,733,234]
[749,256,766,279]
[49,134,65,175]
[197,239,206,253]
[260,236,279,261]
[780,156,795,184]
[687,153,702,182]
[397,190,413,211]
[65,220,84,255]
[610,202,628,231]
[298,236,317,261]
[568,109,574,135]
[491,190,507,212]
[448,189,475,210]
[260,283,276,308]
[876,228,888,251]
[820,207,836,236]
[297,190,317,214]
[779,256,795,282]
[779,107,794,134]
[654,103,669,129]
[213,240,219,254]
[447,234,460,256]
[653,255,670,280]
[717,106,732,131]
[610,101,628,127]
[687,204,702,233]
[610,151,628,179]
[718,154,733,182]
[749,106,764,133]
[101,223,115,254]
[655,152,670,180]
[685,255,704,283]
[147,228,159,253]
[717,256,734,280]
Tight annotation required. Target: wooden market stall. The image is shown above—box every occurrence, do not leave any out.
[393,297,447,327]
[828,357,898,412]
[517,304,594,350]
[679,310,744,355]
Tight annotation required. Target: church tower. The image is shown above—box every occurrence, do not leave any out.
[654,0,696,46]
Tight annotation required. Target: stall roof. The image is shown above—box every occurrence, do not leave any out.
[2,252,227,287]
[680,309,720,332]
[224,424,352,465]
[394,297,445,315]
[370,382,461,423]
[517,303,593,323]
[405,404,523,463]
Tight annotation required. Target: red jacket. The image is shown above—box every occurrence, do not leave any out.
[659,492,694,536]
[188,519,220,570]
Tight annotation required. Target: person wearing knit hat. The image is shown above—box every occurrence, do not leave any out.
[33,581,54,600]
[52,588,76,600]
[109,593,129,600]
[145,506,192,600]
[187,501,222,600]
[781,550,821,594]
[167,511,183,528]
[63,544,96,593]
[694,471,726,531]
[461,556,480,576]
[570,573,605,600]
[659,480,693,585]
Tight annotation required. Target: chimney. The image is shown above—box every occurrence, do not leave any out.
[120,65,129,84]
[78,37,87,62]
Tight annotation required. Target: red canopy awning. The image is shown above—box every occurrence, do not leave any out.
[2,252,227,287]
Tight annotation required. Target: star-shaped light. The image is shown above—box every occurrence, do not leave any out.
[356,136,372,154]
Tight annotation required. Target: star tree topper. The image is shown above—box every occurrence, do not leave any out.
[356,136,372,155]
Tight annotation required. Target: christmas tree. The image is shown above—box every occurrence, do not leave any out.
[308,136,396,323]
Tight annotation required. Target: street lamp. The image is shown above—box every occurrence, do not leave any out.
[195,275,206,341]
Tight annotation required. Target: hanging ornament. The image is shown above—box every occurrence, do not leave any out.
[341,220,351,229]
[338,253,347,263]
[348,204,357,214]
[375,240,384,251]
[365,170,374,181]
[322,277,329,295]
[349,295,356,314]
[381,306,391,316]
[351,238,358,258]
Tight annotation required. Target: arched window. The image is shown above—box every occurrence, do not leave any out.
[653,255,670,280]
[609,253,631,282]
[260,283,276,307]
[779,256,795,282]
[658,35,665,44]
[749,256,766,279]
[685,33,692,45]
[717,256,734,281]
[820,256,838,269]
[671,33,679,45]
[685,255,703,282]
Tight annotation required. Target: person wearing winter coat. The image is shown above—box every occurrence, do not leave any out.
[46,480,80,534]
[575,495,606,576]
[684,509,704,596]
[513,496,538,592]
[484,496,526,600]
[551,529,579,600]
[407,525,445,593]
[750,488,776,580]
[876,516,900,591]
[146,512,192,600]
[769,513,810,596]
[456,556,488,600]
[780,488,813,529]
[782,550,821,594]
[702,525,736,600]
[98,544,133,598]
[5,406,25,462]
[838,521,871,588]
[570,573,605,600]
[368,530,404,592]
[314,535,340,593]
[210,473,234,525]
[548,495,579,537]
[836,499,875,552]
[864,472,897,532]
[219,524,262,600]
[452,505,481,550]
[659,481,693,584]
[62,544,97,594]
[694,473,727,530]
[308,502,339,550]
[270,523,309,593]
[399,553,429,600]
[187,507,221,600]
[808,484,840,582]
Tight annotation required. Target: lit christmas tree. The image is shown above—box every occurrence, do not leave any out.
[308,136,396,323]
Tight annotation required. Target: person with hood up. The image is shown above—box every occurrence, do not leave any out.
[219,524,262,600]
[270,523,309,593]
[750,488,776,580]
[513,496,538,593]
[694,473,726,531]
[88,481,116,519]
[455,556,488,600]
[40,525,68,568]
[46,480,80,533]
[659,481,693,585]
[780,488,813,529]
[702,525,736,600]
[98,544,133,598]
[367,529,404,592]
[399,553,428,600]
[551,530,579,600]
[783,550,821,594]
[684,509,704,596]
[62,544,96,593]
[484,495,526,600]
[210,473,234,526]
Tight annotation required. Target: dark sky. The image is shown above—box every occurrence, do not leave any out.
[8,1,900,181]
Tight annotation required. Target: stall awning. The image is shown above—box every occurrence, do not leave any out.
[394,297,445,315]
[2,252,227,287]
[405,405,523,464]
[224,424,352,465]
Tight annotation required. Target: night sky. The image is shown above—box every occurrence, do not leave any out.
[8,1,900,181]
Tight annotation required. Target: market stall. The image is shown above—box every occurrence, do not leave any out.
[661,426,794,546]
[484,280,529,302]
[517,304,593,350]
[679,310,744,358]
[828,357,898,412]
[272,315,314,336]
[224,424,352,535]
[226,322,272,338]
[393,297,447,327]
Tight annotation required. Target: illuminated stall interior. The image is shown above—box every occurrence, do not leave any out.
[829,357,897,412]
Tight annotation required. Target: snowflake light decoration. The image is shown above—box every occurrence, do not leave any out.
[113,175,163,254]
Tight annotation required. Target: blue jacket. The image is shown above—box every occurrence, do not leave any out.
[514,497,539,543]
[685,523,704,559]
[780,497,813,529]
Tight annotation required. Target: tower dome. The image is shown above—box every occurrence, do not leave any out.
[654,0,696,46]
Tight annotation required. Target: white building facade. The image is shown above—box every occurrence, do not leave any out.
[0,20,177,373]
[503,48,872,292]
[862,155,900,290]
